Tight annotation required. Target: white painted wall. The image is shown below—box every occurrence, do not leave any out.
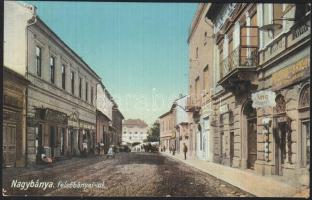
[96,84,113,120]
[4,1,34,75]
[175,96,188,125]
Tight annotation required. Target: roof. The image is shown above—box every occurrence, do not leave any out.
[123,119,148,128]
[3,66,31,85]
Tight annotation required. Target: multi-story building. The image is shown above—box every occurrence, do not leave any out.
[174,95,191,156]
[4,1,101,165]
[206,3,310,186]
[96,82,114,154]
[159,106,176,152]
[112,105,124,146]
[187,3,214,160]
[122,119,148,145]
[3,66,30,167]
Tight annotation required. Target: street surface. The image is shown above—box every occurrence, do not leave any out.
[3,152,253,197]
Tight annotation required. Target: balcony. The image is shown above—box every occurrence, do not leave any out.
[218,26,259,95]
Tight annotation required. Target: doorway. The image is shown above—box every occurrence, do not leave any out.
[243,101,257,170]
[230,132,234,167]
[3,123,16,167]
[274,121,287,176]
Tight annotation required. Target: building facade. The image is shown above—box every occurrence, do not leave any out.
[206,3,310,186]
[4,1,101,165]
[96,83,114,154]
[112,106,124,146]
[174,96,192,156]
[122,119,148,145]
[187,3,214,161]
[159,106,176,152]
[3,67,30,167]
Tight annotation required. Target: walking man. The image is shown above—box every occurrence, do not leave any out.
[183,143,188,160]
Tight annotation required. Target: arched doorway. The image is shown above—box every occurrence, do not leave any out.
[273,94,291,176]
[242,101,257,170]
[298,84,310,168]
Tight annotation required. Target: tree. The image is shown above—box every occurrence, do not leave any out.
[146,121,160,142]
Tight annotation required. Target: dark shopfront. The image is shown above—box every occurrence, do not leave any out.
[35,108,67,162]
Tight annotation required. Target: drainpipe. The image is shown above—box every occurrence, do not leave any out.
[25,5,37,166]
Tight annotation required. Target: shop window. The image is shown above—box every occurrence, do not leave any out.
[274,94,286,114]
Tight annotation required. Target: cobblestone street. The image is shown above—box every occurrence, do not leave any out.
[3,152,253,197]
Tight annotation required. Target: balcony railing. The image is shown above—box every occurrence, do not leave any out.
[220,46,258,79]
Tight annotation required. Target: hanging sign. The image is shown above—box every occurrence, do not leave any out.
[251,90,276,108]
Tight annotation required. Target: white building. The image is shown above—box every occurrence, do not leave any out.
[122,119,148,145]
[4,1,101,164]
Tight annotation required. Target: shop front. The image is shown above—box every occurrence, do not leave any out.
[3,67,29,167]
[34,108,68,162]
[79,120,96,155]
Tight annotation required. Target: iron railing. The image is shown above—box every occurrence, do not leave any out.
[220,46,258,79]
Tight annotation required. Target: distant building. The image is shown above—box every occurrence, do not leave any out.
[159,106,176,152]
[122,119,148,145]
[96,82,113,154]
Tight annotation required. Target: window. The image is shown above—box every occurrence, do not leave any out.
[196,47,199,58]
[204,32,207,45]
[135,132,138,134]
[203,65,209,93]
[273,4,283,37]
[36,46,41,77]
[71,71,75,95]
[85,82,88,102]
[61,64,66,89]
[91,86,94,104]
[195,76,200,100]
[50,57,55,83]
[79,77,82,98]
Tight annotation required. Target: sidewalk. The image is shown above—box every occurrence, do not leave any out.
[161,152,309,198]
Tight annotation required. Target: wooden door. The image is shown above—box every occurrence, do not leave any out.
[3,123,17,167]
[230,132,234,167]
[247,118,257,169]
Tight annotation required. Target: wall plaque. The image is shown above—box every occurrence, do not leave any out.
[251,90,276,108]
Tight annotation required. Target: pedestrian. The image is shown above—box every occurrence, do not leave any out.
[183,143,188,160]
[169,146,172,154]
[172,145,175,155]
[107,145,115,158]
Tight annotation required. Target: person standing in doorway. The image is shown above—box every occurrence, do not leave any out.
[183,143,188,160]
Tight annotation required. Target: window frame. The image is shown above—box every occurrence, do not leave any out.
[36,46,42,77]
[50,56,55,84]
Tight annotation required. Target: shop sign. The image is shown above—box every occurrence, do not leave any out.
[272,57,310,90]
[251,90,276,108]
[219,104,228,114]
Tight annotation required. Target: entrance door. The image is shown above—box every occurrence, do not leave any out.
[247,118,257,169]
[230,132,234,167]
[60,128,65,156]
[3,123,16,167]
[275,122,287,175]
[50,126,56,157]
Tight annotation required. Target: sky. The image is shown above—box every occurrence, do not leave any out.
[23,1,198,125]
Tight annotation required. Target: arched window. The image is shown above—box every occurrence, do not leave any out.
[299,84,310,109]
[274,94,286,114]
